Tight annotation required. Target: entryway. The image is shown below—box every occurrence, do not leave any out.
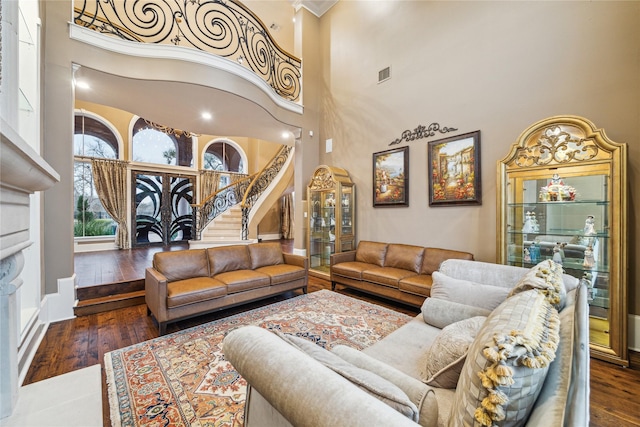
[132,171,195,247]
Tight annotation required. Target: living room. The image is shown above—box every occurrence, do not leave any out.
[1,0,639,426]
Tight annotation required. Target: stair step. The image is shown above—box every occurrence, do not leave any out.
[74,290,146,316]
[76,279,144,301]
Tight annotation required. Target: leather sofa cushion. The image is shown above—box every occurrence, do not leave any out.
[248,242,284,269]
[385,244,425,273]
[215,270,270,293]
[355,241,388,266]
[256,264,306,285]
[154,249,209,282]
[362,267,418,288]
[398,274,434,297]
[421,248,474,275]
[167,277,227,308]
[208,245,251,275]
[332,262,378,280]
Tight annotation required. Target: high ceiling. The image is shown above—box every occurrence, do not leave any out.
[74,65,301,144]
[72,0,339,143]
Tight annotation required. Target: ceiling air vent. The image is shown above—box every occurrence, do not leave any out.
[378,66,391,84]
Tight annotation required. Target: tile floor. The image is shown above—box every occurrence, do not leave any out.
[0,365,102,427]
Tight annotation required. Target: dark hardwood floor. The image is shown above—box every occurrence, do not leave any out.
[25,242,640,427]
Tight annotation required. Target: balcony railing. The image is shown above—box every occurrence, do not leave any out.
[73,0,302,102]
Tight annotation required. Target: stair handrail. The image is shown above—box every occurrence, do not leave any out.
[191,174,255,240]
[192,144,292,240]
[240,145,293,239]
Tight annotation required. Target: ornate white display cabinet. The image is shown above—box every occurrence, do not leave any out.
[497,115,628,366]
[307,166,355,277]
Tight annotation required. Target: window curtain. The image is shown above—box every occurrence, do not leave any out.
[200,170,221,202]
[230,172,248,184]
[91,159,130,249]
[281,194,294,239]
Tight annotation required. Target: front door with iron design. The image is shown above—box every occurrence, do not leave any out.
[132,171,194,246]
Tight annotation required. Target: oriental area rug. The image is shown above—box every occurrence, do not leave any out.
[105,290,412,427]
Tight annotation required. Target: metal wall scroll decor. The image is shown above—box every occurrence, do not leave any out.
[389,122,458,146]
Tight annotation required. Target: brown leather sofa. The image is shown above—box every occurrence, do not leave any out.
[330,241,473,307]
[145,241,308,335]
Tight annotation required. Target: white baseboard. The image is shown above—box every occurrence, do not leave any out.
[42,274,76,323]
[629,313,640,352]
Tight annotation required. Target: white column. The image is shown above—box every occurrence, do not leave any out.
[0,251,25,419]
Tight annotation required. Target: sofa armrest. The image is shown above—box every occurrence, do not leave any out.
[330,250,356,265]
[145,267,169,322]
[283,253,308,270]
[223,326,420,427]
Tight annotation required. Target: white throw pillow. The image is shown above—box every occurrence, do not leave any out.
[420,316,486,389]
[430,271,509,311]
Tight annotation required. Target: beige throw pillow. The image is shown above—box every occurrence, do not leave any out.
[509,259,567,311]
[448,290,560,427]
[430,271,510,311]
[420,316,487,389]
[421,298,491,329]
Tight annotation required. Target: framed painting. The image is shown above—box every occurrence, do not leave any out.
[373,146,409,207]
[428,130,481,206]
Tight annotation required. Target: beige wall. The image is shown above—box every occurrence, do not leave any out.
[317,1,640,314]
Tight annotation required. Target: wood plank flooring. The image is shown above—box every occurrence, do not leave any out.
[25,242,640,427]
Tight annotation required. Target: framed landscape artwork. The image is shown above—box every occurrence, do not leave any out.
[373,146,409,207]
[428,131,481,206]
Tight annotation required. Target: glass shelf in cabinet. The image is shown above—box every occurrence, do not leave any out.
[507,256,609,274]
[506,200,609,208]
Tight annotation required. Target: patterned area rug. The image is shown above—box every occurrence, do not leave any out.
[105,290,413,426]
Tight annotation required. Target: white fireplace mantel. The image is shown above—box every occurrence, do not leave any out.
[0,118,59,418]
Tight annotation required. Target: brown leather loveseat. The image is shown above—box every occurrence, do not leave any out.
[146,241,308,334]
[330,240,473,307]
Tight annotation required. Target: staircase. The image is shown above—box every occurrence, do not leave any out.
[190,145,293,249]
[198,206,244,244]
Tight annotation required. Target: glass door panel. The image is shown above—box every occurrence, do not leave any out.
[133,172,194,246]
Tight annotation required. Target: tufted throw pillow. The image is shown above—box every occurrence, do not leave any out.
[420,316,487,389]
[509,259,566,311]
[277,332,420,422]
[448,289,560,427]
[431,271,510,311]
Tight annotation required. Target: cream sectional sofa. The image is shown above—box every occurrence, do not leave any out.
[145,241,308,335]
[330,241,474,307]
[224,259,589,427]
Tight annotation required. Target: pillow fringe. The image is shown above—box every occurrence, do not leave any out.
[474,293,560,427]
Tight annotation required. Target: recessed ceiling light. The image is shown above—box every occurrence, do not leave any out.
[201,112,212,120]
[75,80,90,90]
[282,131,292,139]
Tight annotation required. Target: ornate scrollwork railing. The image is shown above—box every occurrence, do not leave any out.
[192,174,254,240]
[192,144,292,240]
[241,144,292,240]
[73,0,302,102]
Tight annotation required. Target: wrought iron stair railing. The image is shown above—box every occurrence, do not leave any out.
[240,145,292,240]
[192,144,292,240]
[73,0,302,102]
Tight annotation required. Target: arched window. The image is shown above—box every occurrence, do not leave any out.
[203,140,246,188]
[132,118,194,167]
[74,112,120,238]
[203,140,245,172]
